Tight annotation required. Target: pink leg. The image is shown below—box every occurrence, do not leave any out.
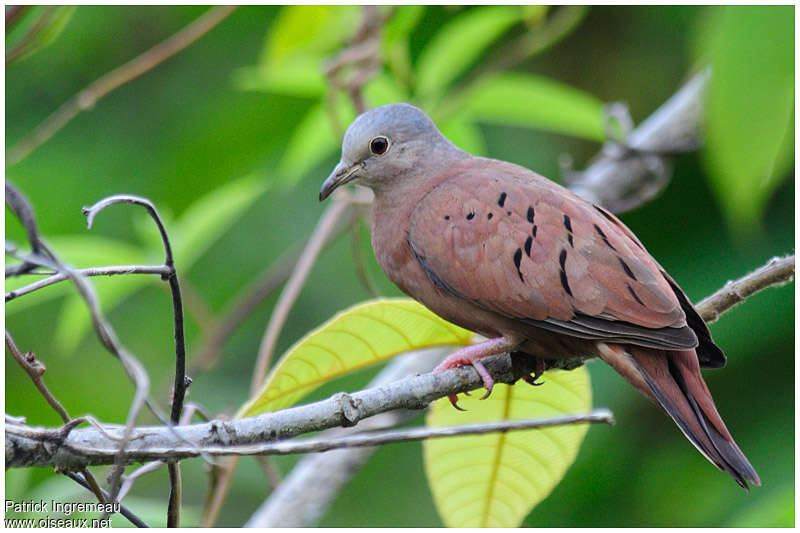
[434,336,520,409]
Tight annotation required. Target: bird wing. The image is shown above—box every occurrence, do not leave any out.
[408,159,698,350]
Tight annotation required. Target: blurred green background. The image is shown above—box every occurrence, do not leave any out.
[5,5,794,527]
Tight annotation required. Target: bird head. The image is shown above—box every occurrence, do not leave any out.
[319,103,458,201]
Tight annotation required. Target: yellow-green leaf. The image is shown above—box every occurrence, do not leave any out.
[424,367,591,527]
[239,298,474,417]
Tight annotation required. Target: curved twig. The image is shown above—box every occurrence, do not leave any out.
[83,194,188,527]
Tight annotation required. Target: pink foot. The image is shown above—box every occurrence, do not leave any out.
[434,336,519,408]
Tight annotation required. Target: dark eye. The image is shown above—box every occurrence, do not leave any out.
[369,136,389,155]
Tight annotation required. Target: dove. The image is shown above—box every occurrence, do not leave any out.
[319,102,759,489]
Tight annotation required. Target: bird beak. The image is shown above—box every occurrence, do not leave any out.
[319,161,361,202]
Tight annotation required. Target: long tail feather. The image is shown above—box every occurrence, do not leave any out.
[597,343,760,489]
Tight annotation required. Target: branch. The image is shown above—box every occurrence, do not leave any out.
[569,69,711,213]
[696,255,794,323]
[7,351,541,469]
[6,5,236,166]
[5,264,171,302]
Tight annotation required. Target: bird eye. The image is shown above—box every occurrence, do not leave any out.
[369,136,389,155]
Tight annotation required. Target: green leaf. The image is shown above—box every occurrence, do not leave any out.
[416,6,521,100]
[462,72,606,141]
[703,6,794,234]
[424,367,591,527]
[239,298,474,417]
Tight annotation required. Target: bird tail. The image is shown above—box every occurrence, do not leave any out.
[597,343,760,489]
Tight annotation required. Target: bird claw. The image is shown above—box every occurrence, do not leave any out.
[522,374,544,386]
[521,357,546,386]
[447,394,466,411]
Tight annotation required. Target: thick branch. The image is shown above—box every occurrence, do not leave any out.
[7,352,540,469]
[569,69,710,213]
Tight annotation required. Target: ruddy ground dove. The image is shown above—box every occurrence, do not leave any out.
[319,103,759,489]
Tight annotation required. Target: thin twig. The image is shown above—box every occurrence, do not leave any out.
[5,265,171,302]
[324,5,387,128]
[5,330,71,422]
[5,5,29,28]
[65,472,150,528]
[696,255,795,323]
[83,194,188,527]
[5,6,57,64]
[4,330,114,521]
[6,5,237,166]
[251,194,355,393]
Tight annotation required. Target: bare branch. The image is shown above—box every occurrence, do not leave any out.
[697,255,795,324]
[6,5,237,166]
[5,265,170,302]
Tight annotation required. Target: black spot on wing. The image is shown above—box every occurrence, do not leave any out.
[559,249,573,296]
[498,192,507,207]
[526,206,535,223]
[487,212,493,220]
[524,236,532,257]
[466,212,475,220]
[627,283,644,305]
[563,214,574,248]
[594,224,616,251]
[532,225,537,237]
[618,257,637,280]
[513,248,524,282]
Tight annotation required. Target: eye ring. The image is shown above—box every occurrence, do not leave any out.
[369,136,390,155]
